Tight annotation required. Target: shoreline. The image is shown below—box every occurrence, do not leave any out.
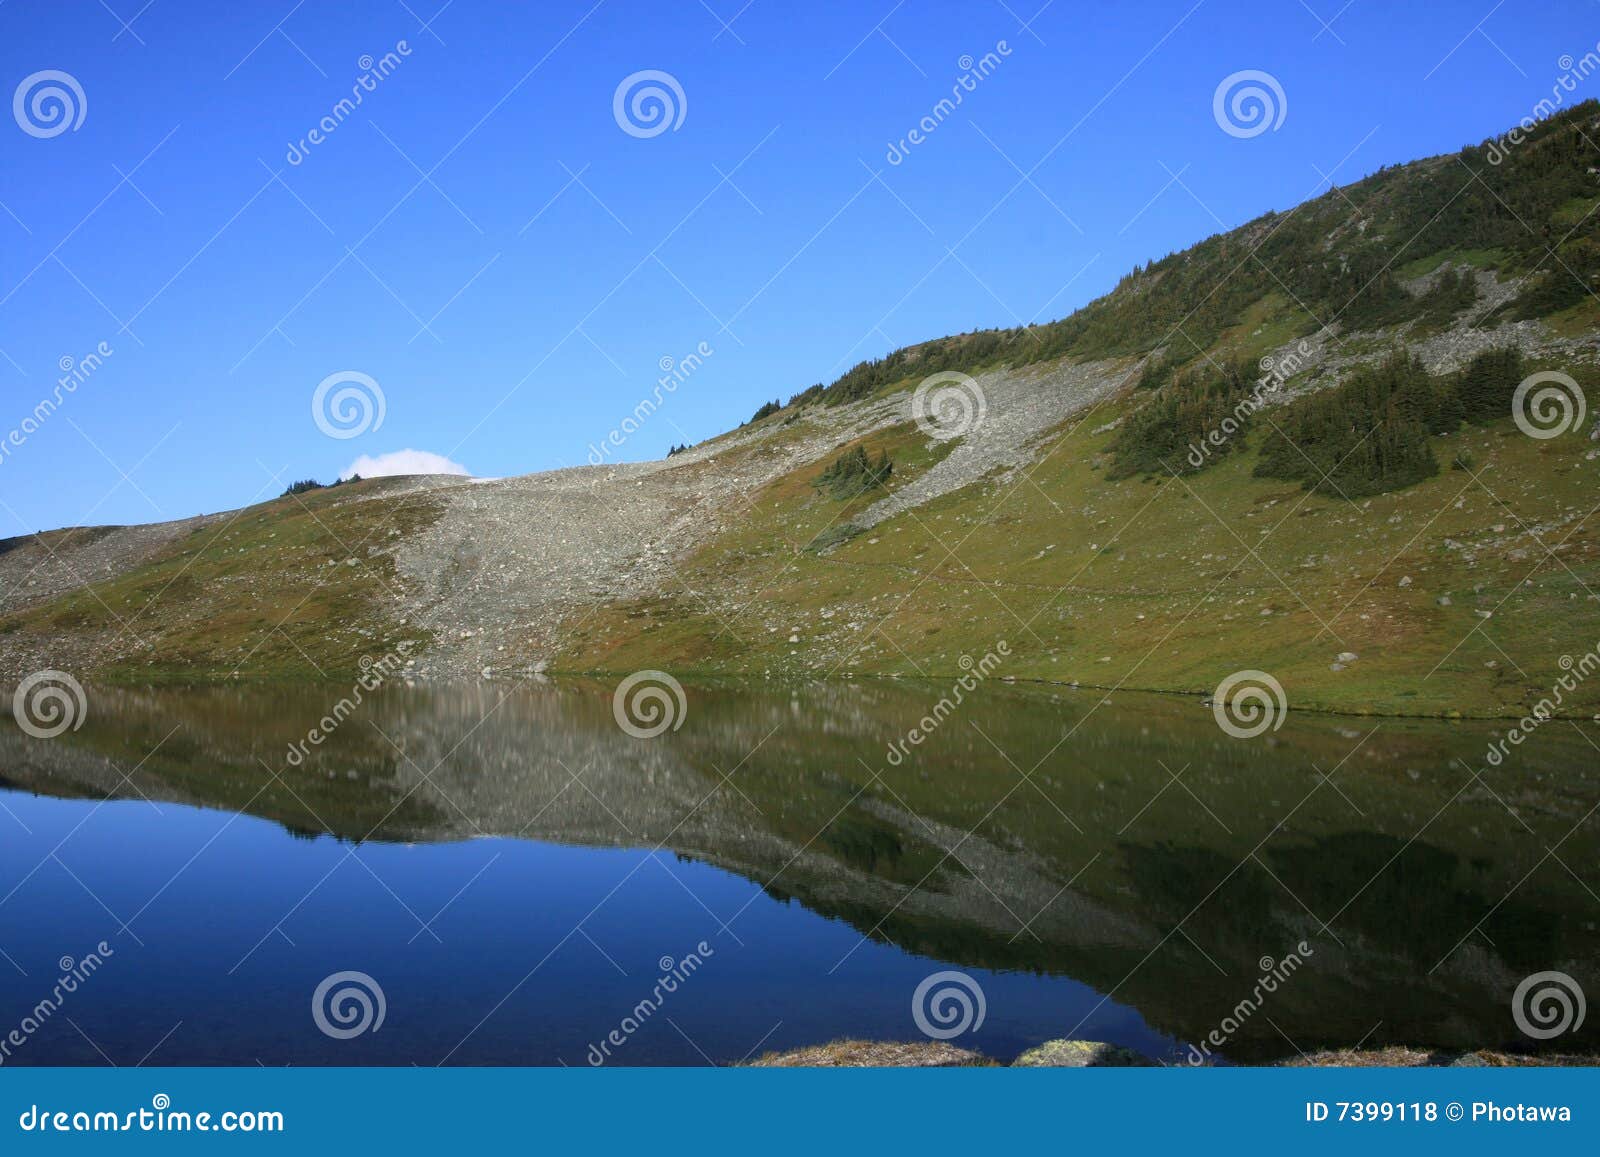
[745,1039,1600,1068]
[47,665,1600,725]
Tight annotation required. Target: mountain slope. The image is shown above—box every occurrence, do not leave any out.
[5,103,1600,716]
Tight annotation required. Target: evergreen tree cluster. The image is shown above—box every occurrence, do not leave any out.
[1255,348,1526,498]
[784,103,1600,414]
[1503,236,1600,319]
[1339,266,1480,335]
[280,474,361,498]
[1254,354,1453,497]
[814,445,894,499]
[1455,346,1527,423]
[1107,358,1258,479]
[1109,345,1537,499]
[823,330,1015,406]
[747,399,782,424]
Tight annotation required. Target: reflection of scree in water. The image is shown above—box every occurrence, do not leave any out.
[0,680,1594,1065]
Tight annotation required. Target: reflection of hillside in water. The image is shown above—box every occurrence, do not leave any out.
[3,678,1597,1062]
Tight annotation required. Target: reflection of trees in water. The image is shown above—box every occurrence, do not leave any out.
[4,678,1597,1059]
[1121,841,1281,947]
[1115,834,1583,1059]
[1268,833,1562,971]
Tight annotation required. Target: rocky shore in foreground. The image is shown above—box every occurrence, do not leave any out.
[745,1040,1600,1068]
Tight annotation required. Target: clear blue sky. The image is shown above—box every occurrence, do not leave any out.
[1,0,1593,533]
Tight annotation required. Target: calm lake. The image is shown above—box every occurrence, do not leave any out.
[1,679,1596,1066]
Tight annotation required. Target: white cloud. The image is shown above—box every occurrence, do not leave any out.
[341,449,471,480]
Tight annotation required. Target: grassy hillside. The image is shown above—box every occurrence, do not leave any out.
[0,476,441,682]
[807,100,1600,398]
[556,104,1600,715]
[5,103,1600,717]
[558,352,1599,716]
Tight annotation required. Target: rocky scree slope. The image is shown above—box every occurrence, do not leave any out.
[3,104,1600,714]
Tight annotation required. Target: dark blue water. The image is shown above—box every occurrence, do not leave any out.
[0,792,1167,1066]
[1,681,1595,1065]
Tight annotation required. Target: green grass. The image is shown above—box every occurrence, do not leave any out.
[14,359,1596,720]
[1550,196,1600,228]
[1214,291,1319,362]
[557,365,1600,718]
[0,478,442,682]
[14,106,1600,715]
[1395,247,1509,279]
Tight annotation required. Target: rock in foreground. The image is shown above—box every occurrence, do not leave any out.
[745,1040,992,1067]
[745,1040,1600,1067]
[1013,1040,1155,1067]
